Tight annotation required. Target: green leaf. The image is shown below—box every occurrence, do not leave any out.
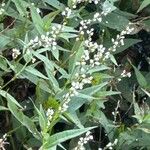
[138,128,150,134]
[96,91,121,97]
[114,39,141,54]
[24,49,33,62]
[102,0,117,13]
[43,10,60,31]
[69,41,84,73]
[34,104,47,131]
[44,96,59,109]
[32,51,54,71]
[0,106,9,111]
[132,65,147,88]
[143,114,150,124]
[51,49,59,60]
[11,0,27,16]
[76,93,96,100]
[141,88,150,97]
[30,6,44,34]
[143,19,150,27]
[25,66,48,80]
[118,78,133,102]
[68,82,108,112]
[87,65,110,74]
[59,33,78,41]
[110,54,118,66]
[45,66,60,93]
[133,102,143,123]
[52,62,69,79]
[0,35,11,48]
[137,0,150,12]
[52,24,78,33]
[44,0,64,10]
[21,71,52,94]
[0,57,10,72]
[7,100,41,140]
[102,12,129,31]
[65,112,84,128]
[43,127,95,148]
[0,90,22,108]
[95,111,115,140]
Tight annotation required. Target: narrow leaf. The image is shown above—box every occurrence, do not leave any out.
[137,0,150,12]
[43,127,95,148]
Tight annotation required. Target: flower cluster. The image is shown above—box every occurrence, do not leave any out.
[28,25,62,50]
[59,28,102,113]
[59,73,93,112]
[60,28,107,113]
[0,3,5,15]
[77,29,106,68]
[74,131,93,150]
[0,134,8,150]
[72,0,101,8]
[12,48,21,59]
[28,33,57,50]
[93,12,102,22]
[102,24,134,61]
[78,11,107,37]
[62,7,72,18]
[46,108,54,126]
[121,70,131,78]
[60,0,134,115]
[109,25,134,52]
[99,139,118,150]
[72,74,93,90]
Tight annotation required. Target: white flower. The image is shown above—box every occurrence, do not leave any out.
[114,139,118,145]
[94,12,100,18]
[36,8,41,14]
[34,36,39,42]
[46,108,54,121]
[93,12,103,22]
[94,0,100,4]
[120,39,124,46]
[104,52,110,60]
[32,57,36,63]
[121,70,131,78]
[0,3,5,15]
[29,33,57,50]
[106,142,112,147]
[0,8,4,15]
[1,3,5,7]
[126,72,131,77]
[12,48,21,59]
[62,7,72,18]
[80,31,84,35]
[72,81,84,90]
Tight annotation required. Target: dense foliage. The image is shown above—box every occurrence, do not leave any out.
[0,0,150,149]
